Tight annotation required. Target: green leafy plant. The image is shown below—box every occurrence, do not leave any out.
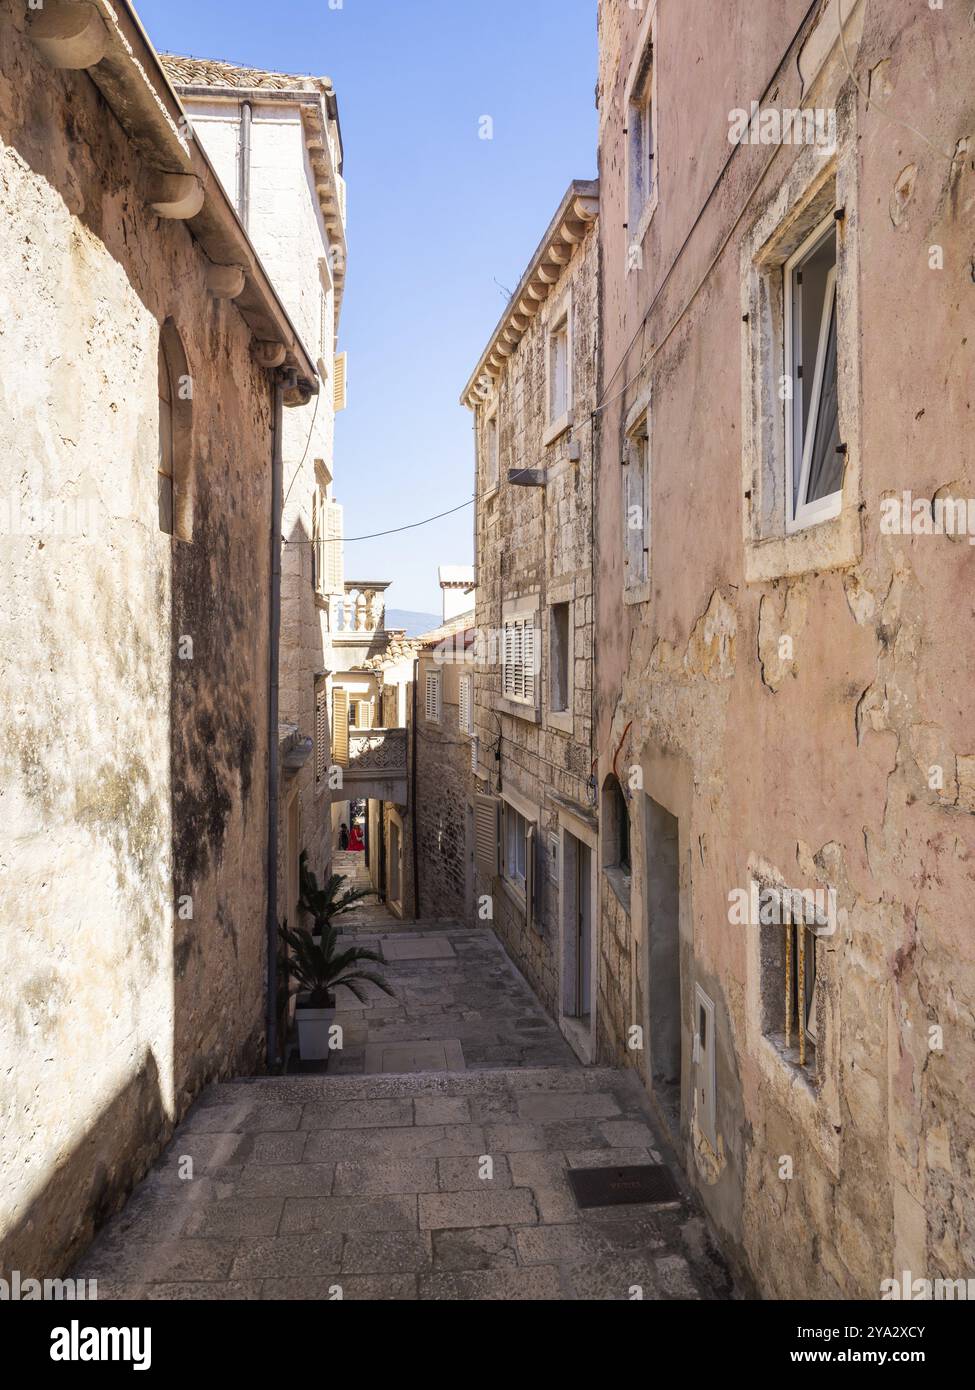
[279,920,394,1010]
[299,851,372,932]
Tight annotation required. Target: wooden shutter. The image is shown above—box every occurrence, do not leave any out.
[332,688,348,766]
[523,620,536,704]
[502,622,514,697]
[474,793,500,878]
[459,673,472,736]
[333,352,347,411]
[324,500,343,593]
[425,670,441,722]
[470,734,479,775]
[315,685,328,782]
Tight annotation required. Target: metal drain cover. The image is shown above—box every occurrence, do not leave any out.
[567,1164,682,1209]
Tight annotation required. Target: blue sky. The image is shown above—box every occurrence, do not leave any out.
[137,0,598,613]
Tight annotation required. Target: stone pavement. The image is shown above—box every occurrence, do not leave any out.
[75,920,735,1300]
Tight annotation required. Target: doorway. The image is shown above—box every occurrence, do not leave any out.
[559,824,595,1062]
[645,794,681,1135]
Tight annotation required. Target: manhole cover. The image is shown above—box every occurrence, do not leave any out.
[567,1164,682,1209]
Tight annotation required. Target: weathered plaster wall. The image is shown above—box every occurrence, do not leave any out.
[0,7,273,1275]
[596,0,975,1298]
[472,217,598,1016]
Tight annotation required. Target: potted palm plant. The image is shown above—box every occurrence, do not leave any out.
[299,852,373,946]
[279,920,394,1061]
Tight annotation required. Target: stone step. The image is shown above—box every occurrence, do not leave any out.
[202,1065,644,1107]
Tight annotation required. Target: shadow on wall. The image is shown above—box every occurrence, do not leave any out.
[0,1051,168,1280]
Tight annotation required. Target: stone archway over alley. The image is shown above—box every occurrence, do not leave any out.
[73,889,734,1301]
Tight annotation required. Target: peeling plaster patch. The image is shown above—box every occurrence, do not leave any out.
[890,164,918,227]
[758,583,807,691]
[684,589,737,681]
[867,59,892,106]
[956,756,975,813]
[843,572,876,626]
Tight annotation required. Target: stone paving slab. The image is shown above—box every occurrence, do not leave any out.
[75,923,735,1301]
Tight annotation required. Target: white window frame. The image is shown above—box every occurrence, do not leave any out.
[624,5,659,257]
[784,215,842,534]
[740,129,861,585]
[424,667,442,724]
[502,801,529,895]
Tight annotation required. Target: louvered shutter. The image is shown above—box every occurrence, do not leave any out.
[324,500,343,593]
[511,622,524,700]
[503,623,514,697]
[470,734,479,775]
[333,352,348,411]
[315,686,328,782]
[332,688,348,766]
[459,673,472,736]
[523,620,536,704]
[425,670,441,723]
[475,793,500,877]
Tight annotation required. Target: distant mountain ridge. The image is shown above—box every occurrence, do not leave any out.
[384,608,441,638]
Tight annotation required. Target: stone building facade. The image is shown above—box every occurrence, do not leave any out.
[462,182,600,1059]
[414,614,476,924]
[0,0,316,1275]
[162,55,349,939]
[594,0,975,1298]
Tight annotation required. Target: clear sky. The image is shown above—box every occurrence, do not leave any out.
[136,0,598,613]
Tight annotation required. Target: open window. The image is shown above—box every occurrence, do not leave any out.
[785,217,843,531]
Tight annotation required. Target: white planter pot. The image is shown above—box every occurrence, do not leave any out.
[296,1002,336,1061]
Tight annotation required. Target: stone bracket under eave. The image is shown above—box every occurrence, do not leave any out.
[24,0,318,388]
[507,468,548,488]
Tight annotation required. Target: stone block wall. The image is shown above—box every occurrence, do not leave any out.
[471,206,599,1019]
[0,7,276,1275]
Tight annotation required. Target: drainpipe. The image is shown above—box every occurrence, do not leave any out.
[411,657,420,920]
[238,101,252,230]
[265,369,289,1069]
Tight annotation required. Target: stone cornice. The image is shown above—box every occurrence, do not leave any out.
[461,179,599,410]
[24,0,318,391]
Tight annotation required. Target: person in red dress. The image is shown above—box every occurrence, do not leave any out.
[347,822,364,852]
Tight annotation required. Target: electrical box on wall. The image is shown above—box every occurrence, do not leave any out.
[693,984,717,1149]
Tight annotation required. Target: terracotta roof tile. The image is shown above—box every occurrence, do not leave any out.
[160,53,330,93]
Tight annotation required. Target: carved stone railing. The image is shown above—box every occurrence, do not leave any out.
[330,585,387,634]
[348,727,407,772]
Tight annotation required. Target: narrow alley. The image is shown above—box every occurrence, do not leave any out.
[73,892,732,1300]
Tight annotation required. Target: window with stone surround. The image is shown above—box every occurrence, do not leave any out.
[424,668,442,724]
[623,410,650,602]
[549,602,571,714]
[483,408,499,493]
[625,7,658,258]
[549,317,569,423]
[740,134,861,584]
[757,880,826,1079]
[501,612,538,708]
